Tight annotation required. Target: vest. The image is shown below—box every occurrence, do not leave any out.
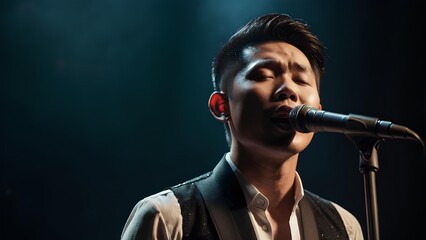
[170,157,349,240]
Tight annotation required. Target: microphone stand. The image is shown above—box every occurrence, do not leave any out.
[345,133,382,240]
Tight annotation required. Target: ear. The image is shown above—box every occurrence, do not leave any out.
[208,91,229,122]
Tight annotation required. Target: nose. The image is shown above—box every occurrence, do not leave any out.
[273,81,298,102]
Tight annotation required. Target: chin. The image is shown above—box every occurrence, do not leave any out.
[257,132,312,157]
[287,132,314,153]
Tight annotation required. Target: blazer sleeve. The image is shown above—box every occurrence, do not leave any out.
[121,190,183,240]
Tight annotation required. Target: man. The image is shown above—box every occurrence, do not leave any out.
[121,13,364,240]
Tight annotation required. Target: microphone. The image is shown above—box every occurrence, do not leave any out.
[289,104,424,145]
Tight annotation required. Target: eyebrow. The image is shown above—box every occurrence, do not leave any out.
[245,59,313,74]
[290,61,313,73]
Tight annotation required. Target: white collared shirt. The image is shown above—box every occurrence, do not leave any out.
[225,153,304,240]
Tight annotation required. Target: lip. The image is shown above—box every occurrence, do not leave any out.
[270,105,295,131]
[271,105,293,120]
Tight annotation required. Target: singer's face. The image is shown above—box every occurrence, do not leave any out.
[226,41,321,157]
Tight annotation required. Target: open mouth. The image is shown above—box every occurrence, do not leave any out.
[271,106,292,129]
[271,117,291,128]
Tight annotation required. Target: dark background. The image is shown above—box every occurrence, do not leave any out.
[1,0,425,239]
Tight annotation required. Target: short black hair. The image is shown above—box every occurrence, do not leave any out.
[212,13,326,94]
[211,13,326,146]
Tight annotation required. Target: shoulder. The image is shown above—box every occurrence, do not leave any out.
[331,202,364,240]
[170,172,211,203]
[121,190,182,240]
[131,189,182,222]
[171,172,212,189]
[304,190,364,240]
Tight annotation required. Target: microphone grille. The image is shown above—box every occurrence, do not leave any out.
[289,104,314,133]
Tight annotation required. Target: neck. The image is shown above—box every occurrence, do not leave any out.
[229,144,298,208]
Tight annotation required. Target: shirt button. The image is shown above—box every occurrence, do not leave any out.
[256,198,265,206]
[262,225,268,231]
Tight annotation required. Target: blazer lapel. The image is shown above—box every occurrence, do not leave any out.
[211,155,257,240]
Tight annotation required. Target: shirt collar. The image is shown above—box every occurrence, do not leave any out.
[225,152,305,210]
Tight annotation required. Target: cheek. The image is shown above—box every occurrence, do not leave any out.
[301,89,320,107]
[231,90,264,121]
[229,83,270,125]
[232,80,269,107]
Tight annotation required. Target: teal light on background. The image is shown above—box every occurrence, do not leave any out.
[1,1,424,239]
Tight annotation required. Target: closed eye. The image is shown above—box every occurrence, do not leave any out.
[294,77,310,86]
[246,68,275,81]
[292,72,313,86]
